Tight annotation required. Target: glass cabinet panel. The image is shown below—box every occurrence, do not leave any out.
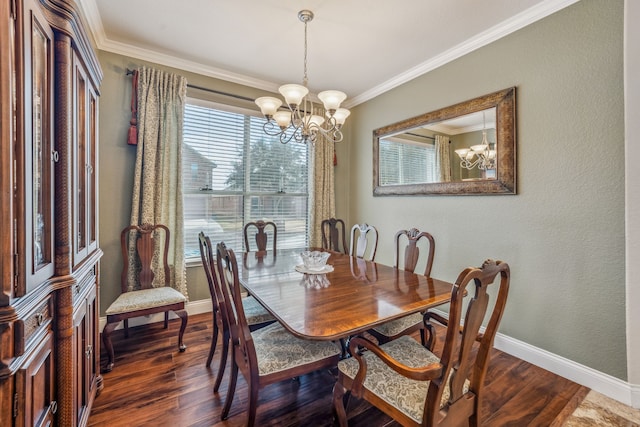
[19,0,55,295]
[72,53,98,268]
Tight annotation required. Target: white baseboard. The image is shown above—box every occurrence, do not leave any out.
[493,332,636,407]
[98,303,639,409]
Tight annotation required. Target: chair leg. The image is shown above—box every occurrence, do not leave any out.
[221,360,238,420]
[214,329,229,393]
[102,321,119,373]
[206,311,219,368]
[164,311,169,329]
[419,328,426,347]
[175,309,188,352]
[124,319,129,338]
[332,381,350,427]
[247,377,259,427]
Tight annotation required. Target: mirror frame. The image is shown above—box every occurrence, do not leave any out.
[373,87,516,196]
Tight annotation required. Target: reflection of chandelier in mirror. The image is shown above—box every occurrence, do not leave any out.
[454,111,497,170]
[255,10,350,144]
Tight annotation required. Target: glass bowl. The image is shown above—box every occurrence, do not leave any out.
[300,250,330,271]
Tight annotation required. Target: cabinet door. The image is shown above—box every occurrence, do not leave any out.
[73,283,97,425]
[15,0,56,296]
[15,330,56,427]
[72,53,98,268]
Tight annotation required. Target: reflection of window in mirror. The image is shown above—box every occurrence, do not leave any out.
[379,131,439,185]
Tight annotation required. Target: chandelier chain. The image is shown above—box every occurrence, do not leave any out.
[303,19,308,87]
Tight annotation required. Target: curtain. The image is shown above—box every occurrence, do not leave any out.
[127,66,188,298]
[435,134,451,182]
[309,134,336,248]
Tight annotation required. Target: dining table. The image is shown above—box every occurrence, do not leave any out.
[239,248,454,341]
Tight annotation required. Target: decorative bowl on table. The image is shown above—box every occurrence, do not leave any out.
[297,250,332,274]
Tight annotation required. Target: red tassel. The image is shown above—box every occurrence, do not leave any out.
[333,149,337,166]
[127,70,138,146]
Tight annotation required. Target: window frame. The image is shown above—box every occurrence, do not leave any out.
[182,97,311,264]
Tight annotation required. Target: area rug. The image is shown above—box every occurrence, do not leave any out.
[563,390,640,426]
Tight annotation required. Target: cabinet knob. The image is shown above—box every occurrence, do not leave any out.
[35,312,44,326]
[86,344,93,359]
[50,400,58,414]
[51,150,59,162]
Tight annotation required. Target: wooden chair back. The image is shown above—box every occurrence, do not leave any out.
[215,242,257,380]
[426,260,510,426]
[243,220,277,254]
[321,218,347,254]
[349,223,378,261]
[198,232,225,372]
[121,223,171,292]
[394,228,435,276]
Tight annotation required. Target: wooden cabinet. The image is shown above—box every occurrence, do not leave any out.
[0,0,102,425]
[73,273,98,426]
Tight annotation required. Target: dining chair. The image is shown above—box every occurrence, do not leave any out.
[333,259,510,427]
[321,217,348,254]
[349,223,378,261]
[197,232,274,390]
[368,228,435,346]
[102,224,188,372]
[215,242,341,426]
[243,220,277,254]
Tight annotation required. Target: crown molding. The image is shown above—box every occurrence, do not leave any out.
[345,0,581,107]
[79,0,580,107]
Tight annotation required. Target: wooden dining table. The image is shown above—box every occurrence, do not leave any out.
[239,248,454,341]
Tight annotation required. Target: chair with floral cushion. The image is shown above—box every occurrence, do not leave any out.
[349,223,378,261]
[368,228,436,346]
[102,224,188,372]
[243,220,277,255]
[215,242,341,426]
[333,259,510,427]
[197,232,275,390]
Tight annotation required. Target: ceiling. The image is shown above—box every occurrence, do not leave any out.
[80,0,579,108]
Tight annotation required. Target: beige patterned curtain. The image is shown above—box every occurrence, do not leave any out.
[127,66,188,298]
[309,133,335,248]
[435,134,451,182]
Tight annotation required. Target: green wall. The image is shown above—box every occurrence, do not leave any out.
[97,0,626,380]
[340,0,626,379]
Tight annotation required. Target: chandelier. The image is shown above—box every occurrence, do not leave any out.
[255,10,350,144]
[454,111,497,170]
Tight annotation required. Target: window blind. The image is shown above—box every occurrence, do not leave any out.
[183,102,310,259]
[379,137,437,185]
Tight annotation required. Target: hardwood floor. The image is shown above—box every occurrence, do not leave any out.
[89,313,588,426]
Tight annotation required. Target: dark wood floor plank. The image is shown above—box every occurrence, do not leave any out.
[90,313,587,426]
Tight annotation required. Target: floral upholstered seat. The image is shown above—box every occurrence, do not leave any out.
[337,335,468,424]
[105,287,186,315]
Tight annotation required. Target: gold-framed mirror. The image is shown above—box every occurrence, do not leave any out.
[373,87,516,195]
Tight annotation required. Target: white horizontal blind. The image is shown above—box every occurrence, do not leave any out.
[379,138,437,185]
[183,102,309,259]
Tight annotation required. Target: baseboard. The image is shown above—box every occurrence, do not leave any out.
[493,331,635,407]
[98,303,638,409]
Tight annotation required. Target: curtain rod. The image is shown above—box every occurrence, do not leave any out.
[126,68,256,103]
[406,132,435,141]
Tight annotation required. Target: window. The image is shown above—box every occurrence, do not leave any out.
[378,137,437,185]
[182,100,310,259]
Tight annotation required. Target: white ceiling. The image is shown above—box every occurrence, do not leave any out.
[80,0,579,108]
